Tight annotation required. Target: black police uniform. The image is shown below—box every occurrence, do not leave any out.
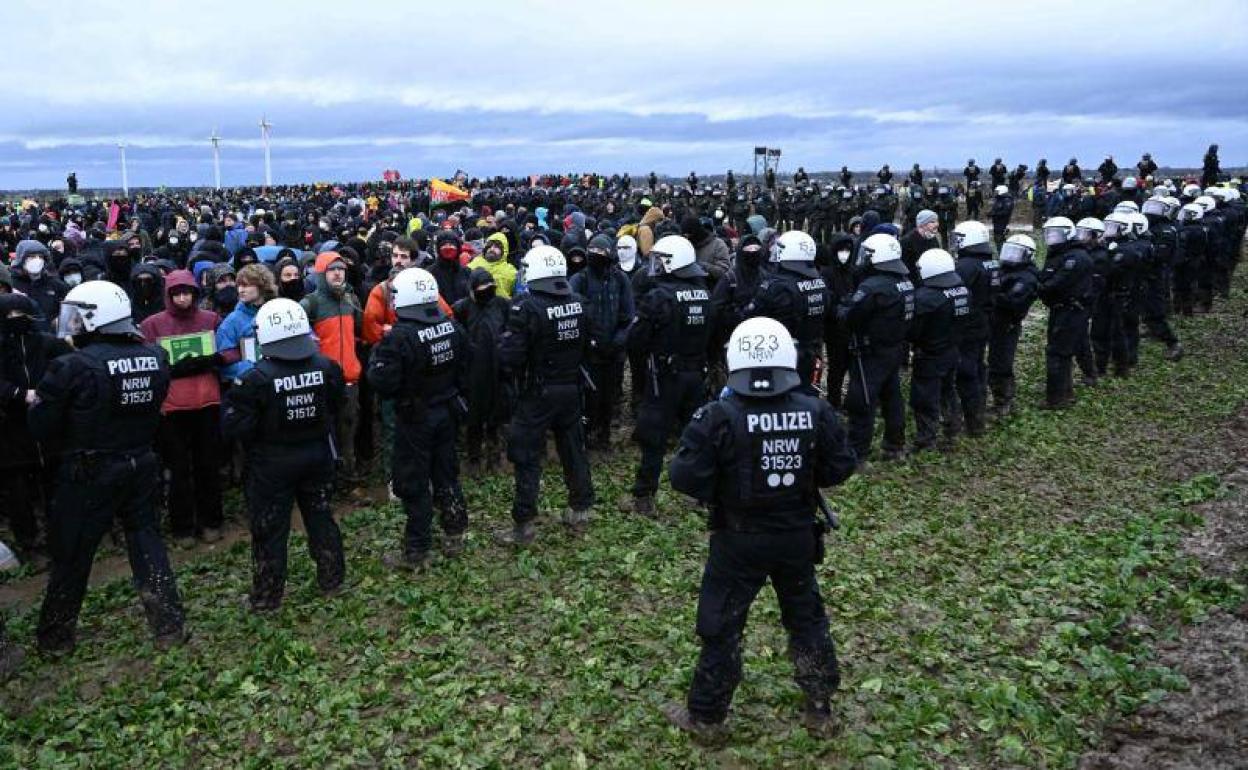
[1091,237,1140,374]
[1174,215,1207,316]
[630,268,712,502]
[953,247,1001,435]
[836,261,914,459]
[668,382,856,725]
[1078,242,1111,380]
[1141,214,1181,349]
[746,261,829,386]
[222,351,346,609]
[908,271,967,450]
[987,261,1040,415]
[367,311,470,560]
[1038,242,1094,406]
[498,282,595,527]
[31,335,184,651]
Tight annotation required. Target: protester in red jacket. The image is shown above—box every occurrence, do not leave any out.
[140,270,225,545]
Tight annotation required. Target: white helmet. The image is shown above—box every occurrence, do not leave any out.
[1074,217,1104,241]
[1042,216,1076,246]
[57,280,137,337]
[1182,183,1201,199]
[775,230,817,263]
[1126,211,1150,237]
[650,234,698,275]
[1113,200,1140,215]
[952,220,991,254]
[999,234,1037,266]
[994,185,1008,196]
[775,230,819,276]
[1103,211,1133,239]
[392,267,444,321]
[1204,186,1225,200]
[917,248,957,282]
[1122,176,1138,190]
[1178,203,1204,222]
[615,234,638,272]
[725,316,801,396]
[1194,195,1217,213]
[1162,196,1183,215]
[522,245,570,295]
[254,298,318,360]
[858,233,905,273]
[1141,198,1170,218]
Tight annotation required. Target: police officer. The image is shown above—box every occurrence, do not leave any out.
[1037,217,1094,408]
[951,220,1001,436]
[368,268,470,568]
[1096,212,1142,376]
[908,249,967,452]
[32,281,186,653]
[1174,202,1208,317]
[630,235,712,516]
[1074,217,1109,383]
[837,233,915,462]
[662,317,857,740]
[745,230,829,386]
[988,235,1041,417]
[496,246,595,544]
[1139,196,1184,359]
[222,298,346,612]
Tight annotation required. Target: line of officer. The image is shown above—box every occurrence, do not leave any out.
[367,267,471,568]
[222,298,346,612]
[836,233,915,463]
[496,245,595,545]
[629,235,712,517]
[1139,195,1184,360]
[908,249,967,451]
[1037,217,1095,408]
[31,280,186,653]
[745,229,830,386]
[663,317,857,740]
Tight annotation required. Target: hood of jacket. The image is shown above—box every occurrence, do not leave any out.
[163,269,201,317]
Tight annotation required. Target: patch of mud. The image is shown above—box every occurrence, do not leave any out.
[1081,409,1248,770]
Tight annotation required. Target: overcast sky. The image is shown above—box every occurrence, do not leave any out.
[3,0,1245,189]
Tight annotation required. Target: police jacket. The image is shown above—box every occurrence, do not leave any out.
[628,274,711,368]
[836,268,915,349]
[498,287,594,389]
[30,336,170,455]
[909,278,966,359]
[222,353,345,448]
[954,253,1001,341]
[1038,243,1094,308]
[669,389,856,533]
[747,264,829,349]
[1146,221,1178,270]
[994,264,1040,326]
[367,316,469,421]
[1176,221,1207,266]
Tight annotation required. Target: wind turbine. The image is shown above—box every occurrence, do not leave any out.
[210,128,221,190]
[117,142,129,197]
[259,115,273,189]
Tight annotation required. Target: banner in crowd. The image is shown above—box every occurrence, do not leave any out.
[430,178,469,207]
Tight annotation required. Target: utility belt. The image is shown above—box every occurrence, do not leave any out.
[653,354,707,374]
[65,448,152,480]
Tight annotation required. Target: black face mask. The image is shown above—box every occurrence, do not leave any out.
[473,286,497,304]
[280,279,305,300]
[587,252,610,272]
[127,246,142,261]
[108,253,131,274]
[2,315,32,334]
[215,285,238,307]
[134,279,158,298]
[739,248,763,268]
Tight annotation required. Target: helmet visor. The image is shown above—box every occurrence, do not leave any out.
[999,242,1034,264]
[56,302,90,338]
[1043,227,1068,246]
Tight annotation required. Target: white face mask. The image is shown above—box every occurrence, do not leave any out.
[23,257,45,276]
[189,233,198,242]
[168,236,179,245]
[37,223,48,234]
[837,250,851,265]
[64,272,82,287]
